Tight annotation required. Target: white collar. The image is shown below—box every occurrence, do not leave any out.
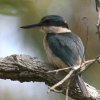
[41,26,71,33]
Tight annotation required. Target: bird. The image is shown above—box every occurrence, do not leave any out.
[20,15,88,97]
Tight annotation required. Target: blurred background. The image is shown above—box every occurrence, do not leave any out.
[0,0,99,100]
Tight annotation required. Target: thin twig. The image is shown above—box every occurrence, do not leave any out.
[47,67,72,73]
[66,79,71,100]
[80,55,100,72]
[47,58,97,75]
[49,69,74,91]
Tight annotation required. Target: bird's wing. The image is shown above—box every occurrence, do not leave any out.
[47,33,84,67]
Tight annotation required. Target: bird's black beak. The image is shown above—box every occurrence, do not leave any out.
[20,23,41,29]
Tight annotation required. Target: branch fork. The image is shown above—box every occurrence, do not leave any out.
[47,56,100,100]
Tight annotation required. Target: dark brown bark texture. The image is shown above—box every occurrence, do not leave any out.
[0,54,100,100]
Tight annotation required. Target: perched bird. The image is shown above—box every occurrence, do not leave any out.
[21,15,88,96]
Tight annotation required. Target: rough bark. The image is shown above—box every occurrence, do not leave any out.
[0,54,100,100]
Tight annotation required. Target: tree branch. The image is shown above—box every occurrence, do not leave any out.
[0,54,100,100]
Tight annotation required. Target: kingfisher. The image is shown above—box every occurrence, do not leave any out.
[20,15,88,96]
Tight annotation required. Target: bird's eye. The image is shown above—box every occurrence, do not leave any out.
[41,20,51,26]
[45,20,50,24]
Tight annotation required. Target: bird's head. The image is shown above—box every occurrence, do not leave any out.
[21,15,71,33]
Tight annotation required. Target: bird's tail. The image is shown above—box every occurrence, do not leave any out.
[76,75,90,98]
